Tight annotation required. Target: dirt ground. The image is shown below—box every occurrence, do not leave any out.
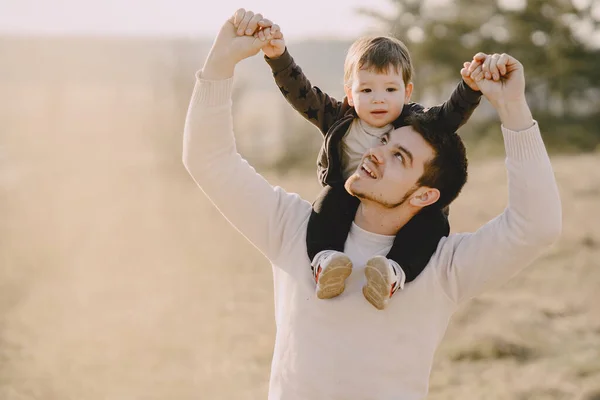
[2,126,599,399]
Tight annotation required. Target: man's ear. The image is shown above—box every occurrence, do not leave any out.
[344,84,354,107]
[404,82,414,103]
[409,187,440,208]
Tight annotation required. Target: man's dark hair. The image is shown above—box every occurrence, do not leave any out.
[404,112,469,210]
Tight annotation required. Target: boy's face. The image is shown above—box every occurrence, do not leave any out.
[345,65,413,128]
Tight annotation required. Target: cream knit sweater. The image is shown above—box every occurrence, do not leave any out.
[182,73,562,400]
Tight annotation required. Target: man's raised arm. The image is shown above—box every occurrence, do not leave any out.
[182,9,310,265]
[437,53,562,304]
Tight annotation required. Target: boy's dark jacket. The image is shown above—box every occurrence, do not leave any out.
[265,48,482,186]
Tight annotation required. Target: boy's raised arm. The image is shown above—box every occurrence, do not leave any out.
[262,34,346,135]
[402,70,482,133]
[423,80,482,131]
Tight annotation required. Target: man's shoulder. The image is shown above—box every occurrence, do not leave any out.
[268,185,313,262]
[271,184,312,206]
[417,233,472,301]
[427,232,472,266]
[271,185,313,222]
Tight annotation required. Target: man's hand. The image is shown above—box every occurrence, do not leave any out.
[468,53,525,104]
[234,15,284,58]
[461,52,504,92]
[463,52,533,131]
[202,9,274,79]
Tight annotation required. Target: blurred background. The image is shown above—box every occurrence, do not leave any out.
[1,0,599,399]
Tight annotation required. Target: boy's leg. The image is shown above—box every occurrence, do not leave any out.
[306,184,359,299]
[388,206,450,282]
[363,207,449,309]
[307,184,359,259]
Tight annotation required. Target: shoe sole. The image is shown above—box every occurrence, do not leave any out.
[316,256,353,299]
[363,257,391,310]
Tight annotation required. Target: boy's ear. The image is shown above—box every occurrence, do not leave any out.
[344,85,354,107]
[404,82,414,103]
[409,187,440,208]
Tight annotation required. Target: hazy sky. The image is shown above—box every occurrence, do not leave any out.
[0,0,397,39]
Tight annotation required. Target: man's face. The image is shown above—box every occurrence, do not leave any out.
[345,65,413,128]
[345,126,436,209]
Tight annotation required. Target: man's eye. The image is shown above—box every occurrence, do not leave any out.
[395,152,403,161]
[380,137,387,145]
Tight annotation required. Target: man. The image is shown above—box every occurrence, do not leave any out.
[182,9,562,400]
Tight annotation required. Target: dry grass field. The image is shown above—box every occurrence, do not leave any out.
[1,37,599,400]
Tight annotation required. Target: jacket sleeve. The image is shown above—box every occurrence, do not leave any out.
[400,80,482,132]
[265,48,346,135]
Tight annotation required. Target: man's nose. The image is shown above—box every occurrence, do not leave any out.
[369,146,385,164]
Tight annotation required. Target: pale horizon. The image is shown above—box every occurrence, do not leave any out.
[0,0,397,40]
[3,0,597,45]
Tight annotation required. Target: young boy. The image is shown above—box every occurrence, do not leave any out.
[257,28,482,309]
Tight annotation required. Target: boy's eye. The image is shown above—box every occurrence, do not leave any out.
[361,88,372,93]
[380,136,387,145]
[387,88,397,92]
[394,152,403,161]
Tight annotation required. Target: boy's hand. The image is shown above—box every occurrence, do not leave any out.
[461,60,481,91]
[461,52,494,91]
[256,26,285,59]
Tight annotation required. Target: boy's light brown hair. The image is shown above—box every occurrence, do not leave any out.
[343,36,414,87]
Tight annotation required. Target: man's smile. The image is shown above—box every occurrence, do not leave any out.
[360,159,379,179]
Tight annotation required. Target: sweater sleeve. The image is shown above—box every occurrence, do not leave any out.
[182,71,311,265]
[265,48,345,135]
[435,121,562,304]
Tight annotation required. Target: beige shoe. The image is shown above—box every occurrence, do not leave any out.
[312,251,353,299]
[362,256,405,310]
